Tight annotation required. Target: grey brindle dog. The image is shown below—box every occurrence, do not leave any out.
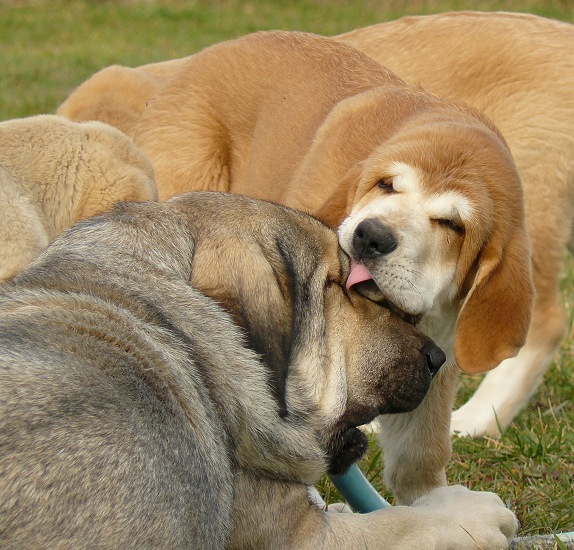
[0,193,516,549]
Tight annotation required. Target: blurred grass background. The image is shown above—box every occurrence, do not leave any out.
[1,0,573,539]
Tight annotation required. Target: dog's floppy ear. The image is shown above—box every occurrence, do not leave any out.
[454,225,534,374]
[189,236,295,417]
[314,163,362,228]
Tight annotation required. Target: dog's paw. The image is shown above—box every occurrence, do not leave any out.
[327,427,368,476]
[413,485,518,549]
[360,419,380,435]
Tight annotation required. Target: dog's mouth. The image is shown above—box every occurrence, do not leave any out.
[346,258,376,290]
[346,259,422,325]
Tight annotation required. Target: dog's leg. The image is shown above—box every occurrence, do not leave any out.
[230,470,518,549]
[451,292,565,437]
[374,362,458,505]
[133,92,232,200]
[450,147,571,437]
[452,205,567,437]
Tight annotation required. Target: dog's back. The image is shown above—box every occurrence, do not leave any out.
[0,115,158,283]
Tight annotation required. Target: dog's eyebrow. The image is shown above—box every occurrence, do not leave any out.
[426,191,473,222]
[387,161,420,194]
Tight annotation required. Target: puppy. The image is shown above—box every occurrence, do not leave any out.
[336,10,572,435]
[0,114,157,281]
[57,30,533,504]
[0,192,518,549]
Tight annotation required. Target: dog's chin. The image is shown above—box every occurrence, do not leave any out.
[326,392,432,475]
[326,404,380,475]
[326,427,368,476]
[352,280,422,326]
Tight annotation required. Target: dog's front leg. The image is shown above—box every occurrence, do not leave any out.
[375,362,459,505]
[229,469,517,549]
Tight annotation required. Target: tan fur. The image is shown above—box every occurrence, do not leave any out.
[336,11,573,436]
[0,114,158,281]
[57,58,187,135]
[56,30,533,502]
[0,192,518,548]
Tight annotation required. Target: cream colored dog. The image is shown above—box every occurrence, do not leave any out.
[0,115,157,281]
[336,11,573,436]
[57,31,533,507]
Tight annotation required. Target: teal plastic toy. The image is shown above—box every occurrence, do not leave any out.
[329,464,390,513]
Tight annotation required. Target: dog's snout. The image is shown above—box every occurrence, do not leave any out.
[352,219,397,259]
[422,341,446,378]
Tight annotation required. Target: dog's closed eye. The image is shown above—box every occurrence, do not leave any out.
[436,218,464,235]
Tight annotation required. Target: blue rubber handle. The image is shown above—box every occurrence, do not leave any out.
[329,463,391,513]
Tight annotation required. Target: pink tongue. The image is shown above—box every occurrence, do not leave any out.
[346,259,374,290]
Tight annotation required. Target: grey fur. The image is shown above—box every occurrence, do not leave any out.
[0,192,439,548]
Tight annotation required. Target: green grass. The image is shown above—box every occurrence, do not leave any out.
[1,0,573,120]
[2,0,573,539]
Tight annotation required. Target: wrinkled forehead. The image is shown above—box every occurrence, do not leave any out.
[363,114,516,187]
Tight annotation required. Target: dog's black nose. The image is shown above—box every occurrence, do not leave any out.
[422,342,446,378]
[352,219,397,259]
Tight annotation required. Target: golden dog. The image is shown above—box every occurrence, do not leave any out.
[336,10,572,436]
[0,114,157,281]
[0,192,520,548]
[57,30,533,504]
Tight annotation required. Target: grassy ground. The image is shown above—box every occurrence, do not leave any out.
[2,0,573,539]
